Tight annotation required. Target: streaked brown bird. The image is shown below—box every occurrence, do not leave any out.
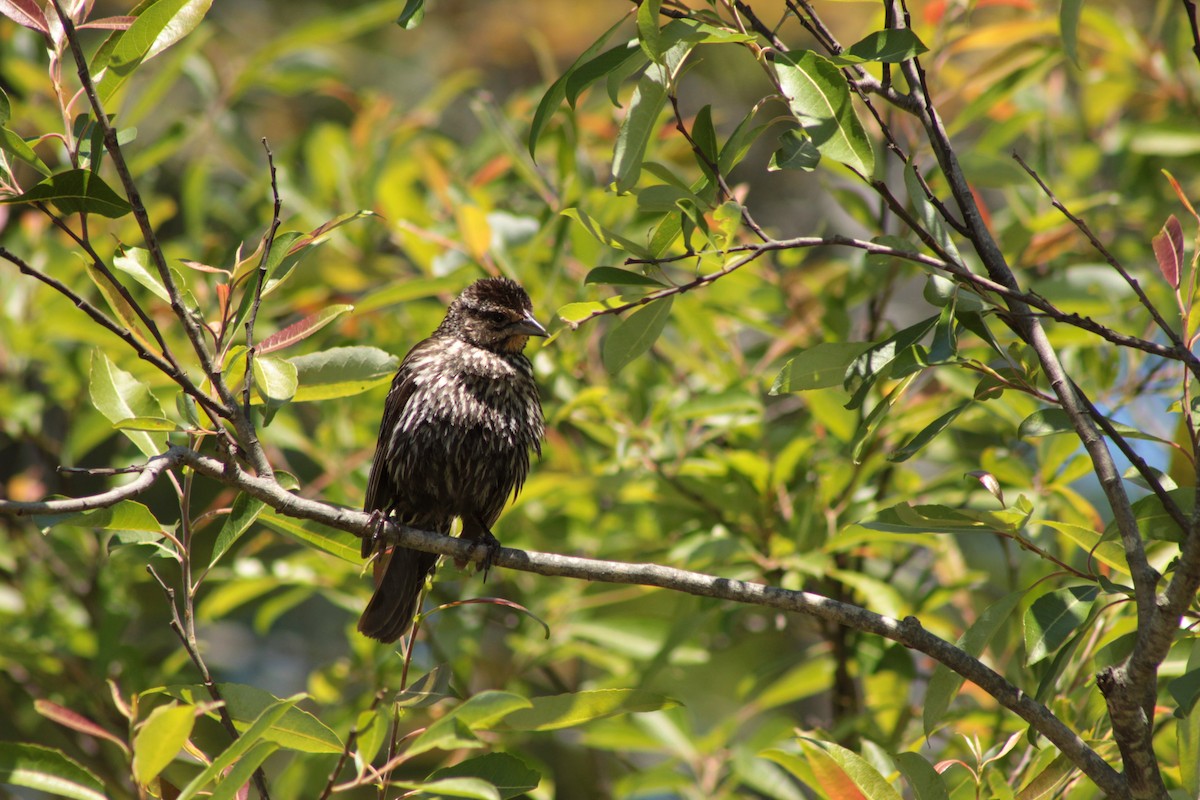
[358,277,547,643]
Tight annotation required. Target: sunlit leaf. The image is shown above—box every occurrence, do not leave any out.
[613,63,670,193]
[771,50,874,176]
[0,743,105,800]
[89,350,168,457]
[428,753,540,800]
[287,346,398,402]
[498,689,678,731]
[133,704,195,786]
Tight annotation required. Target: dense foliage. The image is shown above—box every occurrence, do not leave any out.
[3,1,1200,798]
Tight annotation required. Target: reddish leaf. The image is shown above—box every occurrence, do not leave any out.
[1152,214,1184,290]
[964,470,1005,507]
[284,210,375,257]
[35,700,130,754]
[257,304,353,354]
[0,0,48,33]
[79,15,136,30]
[1163,169,1200,224]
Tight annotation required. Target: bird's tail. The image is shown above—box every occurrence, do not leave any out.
[357,545,439,643]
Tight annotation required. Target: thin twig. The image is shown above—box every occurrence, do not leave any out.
[240,139,281,478]
[47,0,273,478]
[1012,152,1197,377]
[0,246,228,422]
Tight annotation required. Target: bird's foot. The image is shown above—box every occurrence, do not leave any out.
[473,530,502,583]
[361,509,387,559]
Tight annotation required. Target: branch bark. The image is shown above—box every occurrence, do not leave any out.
[0,445,1128,798]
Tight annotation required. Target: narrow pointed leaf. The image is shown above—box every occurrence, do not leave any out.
[0,743,105,800]
[602,297,673,374]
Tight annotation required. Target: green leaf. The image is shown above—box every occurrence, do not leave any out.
[4,169,130,218]
[428,753,540,800]
[0,126,51,176]
[602,297,673,374]
[564,41,641,107]
[89,350,168,457]
[834,29,929,65]
[392,777,499,800]
[1180,671,1200,795]
[258,510,360,563]
[1059,0,1084,66]
[562,207,653,257]
[409,691,533,756]
[1024,585,1099,666]
[252,355,298,405]
[771,342,872,393]
[771,50,874,176]
[35,499,162,534]
[287,346,398,402]
[1041,521,1129,575]
[0,743,105,800]
[894,752,949,800]
[888,403,970,462]
[356,275,463,314]
[98,0,214,102]
[210,493,266,568]
[585,267,665,287]
[844,315,937,405]
[175,694,296,800]
[499,689,678,732]
[205,741,275,800]
[113,246,170,302]
[804,738,902,800]
[529,15,631,158]
[164,683,342,755]
[849,373,918,464]
[395,664,456,708]
[691,104,718,166]
[1018,408,1164,442]
[113,416,181,432]
[613,64,670,193]
[923,591,1024,737]
[903,160,961,264]
[396,0,424,29]
[636,0,662,63]
[768,129,821,172]
[133,703,195,786]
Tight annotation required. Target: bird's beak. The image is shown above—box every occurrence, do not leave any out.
[509,314,548,338]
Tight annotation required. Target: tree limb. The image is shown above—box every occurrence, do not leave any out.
[0,445,1123,796]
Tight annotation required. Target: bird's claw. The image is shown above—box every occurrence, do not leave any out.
[474,530,502,583]
[361,509,387,559]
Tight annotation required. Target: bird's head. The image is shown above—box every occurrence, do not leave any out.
[439,277,548,354]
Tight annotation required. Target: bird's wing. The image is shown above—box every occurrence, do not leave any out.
[363,338,434,513]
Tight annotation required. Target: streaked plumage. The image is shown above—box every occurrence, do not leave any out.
[358,277,546,643]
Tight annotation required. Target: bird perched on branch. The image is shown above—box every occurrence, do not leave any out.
[358,277,547,643]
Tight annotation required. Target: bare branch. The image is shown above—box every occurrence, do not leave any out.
[240,139,282,479]
[0,454,176,515]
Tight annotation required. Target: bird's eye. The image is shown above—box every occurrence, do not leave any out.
[482,310,509,324]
